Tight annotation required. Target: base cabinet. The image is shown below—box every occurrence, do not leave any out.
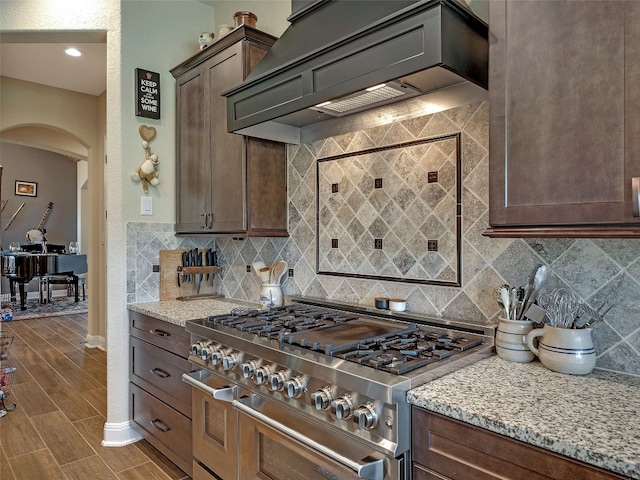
[129,312,192,476]
[412,407,626,480]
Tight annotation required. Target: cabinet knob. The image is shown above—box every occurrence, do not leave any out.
[633,177,639,217]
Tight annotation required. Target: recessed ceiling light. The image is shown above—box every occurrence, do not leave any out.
[65,47,83,57]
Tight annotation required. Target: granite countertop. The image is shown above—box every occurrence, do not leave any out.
[408,356,640,479]
[127,298,260,327]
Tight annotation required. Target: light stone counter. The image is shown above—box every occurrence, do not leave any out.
[408,356,640,479]
[127,298,260,327]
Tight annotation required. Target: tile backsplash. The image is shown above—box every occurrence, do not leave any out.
[127,101,640,376]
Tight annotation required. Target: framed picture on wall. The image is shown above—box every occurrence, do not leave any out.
[15,180,37,197]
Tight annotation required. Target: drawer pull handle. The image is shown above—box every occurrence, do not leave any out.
[182,372,235,402]
[633,177,639,217]
[150,368,170,378]
[150,329,170,337]
[150,419,170,432]
[233,399,383,480]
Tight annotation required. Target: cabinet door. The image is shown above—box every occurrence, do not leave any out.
[488,0,640,236]
[175,66,211,233]
[208,42,246,232]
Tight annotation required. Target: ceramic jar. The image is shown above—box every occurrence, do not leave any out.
[260,284,283,308]
[495,318,535,363]
[526,325,596,375]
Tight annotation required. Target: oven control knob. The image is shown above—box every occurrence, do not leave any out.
[331,395,353,420]
[254,366,271,385]
[311,387,333,410]
[210,348,225,366]
[190,342,204,356]
[222,353,239,371]
[268,371,287,391]
[353,403,378,430]
[200,346,212,361]
[284,376,304,398]
[241,360,258,379]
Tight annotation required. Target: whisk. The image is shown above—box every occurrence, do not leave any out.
[544,288,580,328]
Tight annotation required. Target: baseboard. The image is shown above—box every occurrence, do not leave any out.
[102,421,143,447]
[86,334,106,350]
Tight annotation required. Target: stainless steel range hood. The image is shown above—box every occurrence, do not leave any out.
[223,0,488,144]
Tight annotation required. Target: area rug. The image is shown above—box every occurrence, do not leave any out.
[2,298,88,321]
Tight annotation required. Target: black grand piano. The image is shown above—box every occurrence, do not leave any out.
[2,251,87,310]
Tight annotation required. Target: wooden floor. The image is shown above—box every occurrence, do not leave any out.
[0,313,190,480]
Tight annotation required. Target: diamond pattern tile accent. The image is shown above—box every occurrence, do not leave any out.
[317,135,460,284]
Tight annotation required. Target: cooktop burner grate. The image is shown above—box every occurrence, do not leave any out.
[200,303,486,375]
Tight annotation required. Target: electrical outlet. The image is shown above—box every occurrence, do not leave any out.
[246,265,251,273]
[152,264,160,272]
[288,268,294,278]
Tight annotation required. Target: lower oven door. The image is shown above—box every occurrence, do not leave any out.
[234,395,403,480]
[182,369,238,480]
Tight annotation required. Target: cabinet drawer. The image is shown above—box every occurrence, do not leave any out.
[129,311,190,357]
[131,383,192,473]
[412,408,626,480]
[413,464,451,480]
[130,336,192,417]
[193,461,220,480]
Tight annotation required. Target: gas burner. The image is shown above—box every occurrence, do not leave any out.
[199,302,489,376]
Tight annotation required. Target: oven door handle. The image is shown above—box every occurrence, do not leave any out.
[232,399,384,480]
[181,372,235,402]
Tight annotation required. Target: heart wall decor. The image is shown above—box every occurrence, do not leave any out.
[139,125,156,142]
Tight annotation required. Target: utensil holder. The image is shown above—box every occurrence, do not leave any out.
[495,318,534,363]
[260,284,283,308]
[526,325,596,375]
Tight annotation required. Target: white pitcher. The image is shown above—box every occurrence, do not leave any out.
[526,325,596,375]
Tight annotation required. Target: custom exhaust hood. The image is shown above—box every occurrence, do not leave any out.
[223,0,488,144]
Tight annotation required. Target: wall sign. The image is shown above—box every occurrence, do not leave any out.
[135,68,160,119]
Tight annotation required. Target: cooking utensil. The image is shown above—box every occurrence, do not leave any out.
[271,261,288,284]
[252,261,266,278]
[518,264,548,320]
[498,284,511,319]
[575,302,612,329]
[194,248,201,294]
[545,288,580,328]
[210,250,217,286]
[259,267,271,284]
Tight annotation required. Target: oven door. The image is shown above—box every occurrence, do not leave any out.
[182,369,239,480]
[234,395,403,480]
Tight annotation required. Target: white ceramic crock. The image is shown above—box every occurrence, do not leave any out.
[260,284,283,308]
[495,317,535,363]
[526,324,596,375]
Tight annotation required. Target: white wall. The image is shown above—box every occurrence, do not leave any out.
[1,0,292,450]
[212,0,290,37]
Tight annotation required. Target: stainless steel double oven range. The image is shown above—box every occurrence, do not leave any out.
[182,297,494,480]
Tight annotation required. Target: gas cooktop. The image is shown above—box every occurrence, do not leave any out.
[192,299,491,377]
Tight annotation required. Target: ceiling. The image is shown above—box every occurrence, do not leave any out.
[0,37,107,96]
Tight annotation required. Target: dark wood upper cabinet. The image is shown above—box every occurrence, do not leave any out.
[171,27,288,237]
[486,0,640,237]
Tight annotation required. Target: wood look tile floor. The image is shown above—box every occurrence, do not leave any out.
[0,314,190,480]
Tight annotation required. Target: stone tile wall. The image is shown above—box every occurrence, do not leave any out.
[127,101,640,376]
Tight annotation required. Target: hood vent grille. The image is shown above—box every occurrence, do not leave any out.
[313,82,422,117]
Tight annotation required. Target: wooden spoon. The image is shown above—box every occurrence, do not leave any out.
[271,261,288,284]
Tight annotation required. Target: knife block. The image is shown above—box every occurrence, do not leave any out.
[159,249,222,301]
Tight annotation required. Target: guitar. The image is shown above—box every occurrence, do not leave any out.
[26,202,54,243]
